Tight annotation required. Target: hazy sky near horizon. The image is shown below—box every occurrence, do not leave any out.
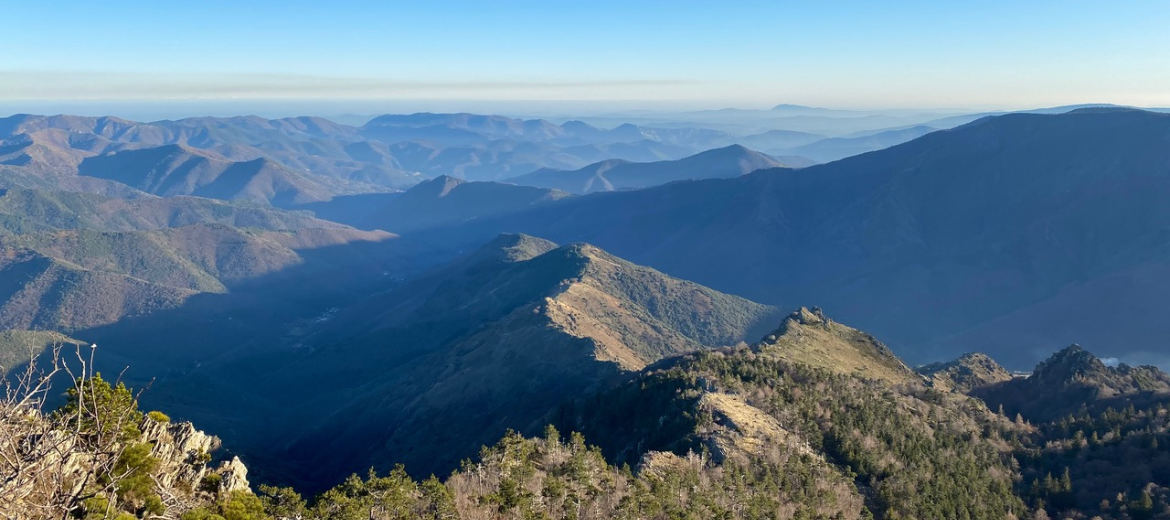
[2,0,1168,111]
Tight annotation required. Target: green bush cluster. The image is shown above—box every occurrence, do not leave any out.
[61,375,166,520]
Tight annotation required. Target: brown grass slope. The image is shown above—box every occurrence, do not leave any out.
[753,306,921,385]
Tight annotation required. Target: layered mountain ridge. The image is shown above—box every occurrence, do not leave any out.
[509,144,792,194]
[78,144,351,205]
[411,108,1170,367]
[4,105,1170,519]
[0,112,830,204]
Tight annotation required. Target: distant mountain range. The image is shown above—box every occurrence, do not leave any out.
[400,108,1170,368]
[0,187,341,232]
[0,183,436,368]
[1,108,1012,211]
[356,176,570,232]
[78,144,349,205]
[9,107,1169,370]
[779,125,938,162]
[0,112,838,203]
[508,145,794,194]
[295,146,804,231]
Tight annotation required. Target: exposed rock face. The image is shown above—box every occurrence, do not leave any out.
[142,418,221,489]
[217,456,251,494]
[140,417,248,493]
[0,411,254,519]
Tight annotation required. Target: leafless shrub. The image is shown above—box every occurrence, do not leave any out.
[0,343,144,519]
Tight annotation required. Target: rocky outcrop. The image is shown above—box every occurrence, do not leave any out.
[217,456,250,494]
[142,417,220,489]
[0,408,255,520]
[141,417,249,494]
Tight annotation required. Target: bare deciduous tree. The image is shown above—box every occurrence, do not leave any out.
[0,343,145,520]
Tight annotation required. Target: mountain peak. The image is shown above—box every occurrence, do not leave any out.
[1032,344,1104,383]
[700,143,752,156]
[358,177,567,234]
[757,307,916,384]
[787,306,829,327]
[408,175,466,197]
[973,344,1170,423]
[558,241,605,258]
[472,233,559,263]
[770,104,830,113]
[560,120,599,132]
[680,144,783,170]
[917,352,1012,393]
[509,144,782,195]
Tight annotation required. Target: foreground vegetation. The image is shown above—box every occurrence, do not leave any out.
[11,336,1170,519]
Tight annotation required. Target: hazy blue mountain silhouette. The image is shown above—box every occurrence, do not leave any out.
[509,145,791,193]
[409,109,1170,368]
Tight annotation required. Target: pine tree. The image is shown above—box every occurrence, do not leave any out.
[420,476,457,520]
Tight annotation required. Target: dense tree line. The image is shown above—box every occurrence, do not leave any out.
[1010,400,1170,519]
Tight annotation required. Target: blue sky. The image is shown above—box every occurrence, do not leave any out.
[1,0,1168,110]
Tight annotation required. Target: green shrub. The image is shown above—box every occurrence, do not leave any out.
[147,410,171,423]
[78,495,110,520]
[110,442,162,514]
[181,491,267,520]
[180,508,227,520]
[55,374,144,442]
[217,491,267,520]
[200,473,223,494]
[144,494,165,516]
[194,448,213,464]
[257,485,306,519]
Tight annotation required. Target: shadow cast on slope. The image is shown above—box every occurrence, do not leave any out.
[55,232,651,493]
[49,235,453,483]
